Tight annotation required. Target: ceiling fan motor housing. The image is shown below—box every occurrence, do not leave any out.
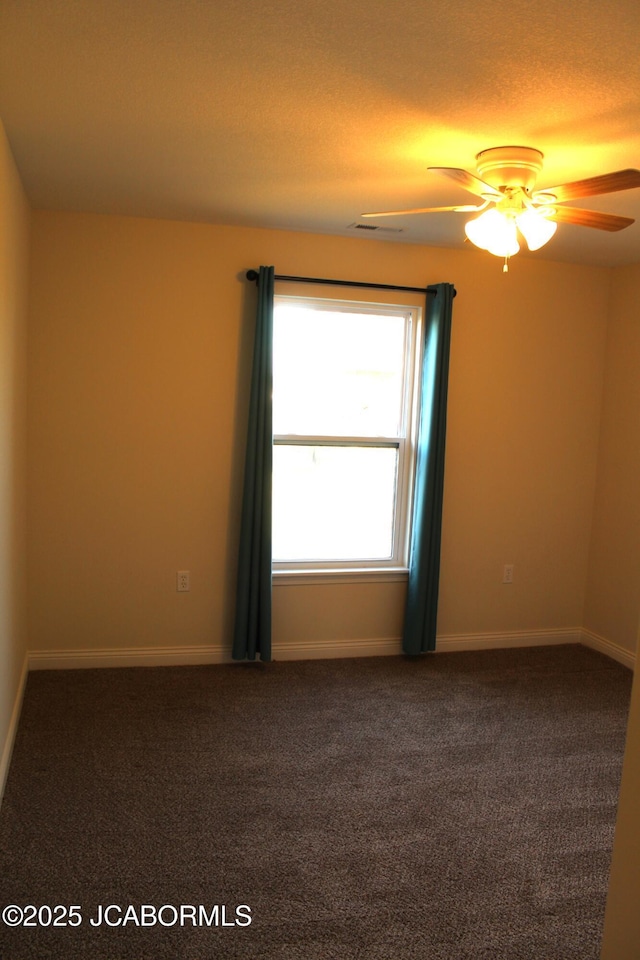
[476,146,544,192]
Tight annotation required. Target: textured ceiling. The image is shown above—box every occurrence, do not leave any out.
[2,0,640,266]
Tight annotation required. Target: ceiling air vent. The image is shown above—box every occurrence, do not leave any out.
[346,222,404,234]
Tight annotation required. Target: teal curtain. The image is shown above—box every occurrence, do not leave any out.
[402,283,455,655]
[232,266,274,662]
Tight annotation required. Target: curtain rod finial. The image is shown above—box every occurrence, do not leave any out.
[246,269,259,282]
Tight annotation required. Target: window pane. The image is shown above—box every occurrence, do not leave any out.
[273,304,407,437]
[272,445,398,561]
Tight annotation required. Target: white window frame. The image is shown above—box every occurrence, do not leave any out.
[272,294,423,583]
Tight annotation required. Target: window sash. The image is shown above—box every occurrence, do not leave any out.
[271,296,421,574]
[272,436,409,570]
[273,298,411,439]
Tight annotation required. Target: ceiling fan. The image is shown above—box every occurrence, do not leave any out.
[361,146,640,269]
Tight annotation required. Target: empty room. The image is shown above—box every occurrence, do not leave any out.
[1,1,639,958]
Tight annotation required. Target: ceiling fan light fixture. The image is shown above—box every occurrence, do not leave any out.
[516,209,557,251]
[464,208,520,258]
[363,147,640,270]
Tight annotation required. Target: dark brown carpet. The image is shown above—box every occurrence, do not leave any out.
[0,644,632,960]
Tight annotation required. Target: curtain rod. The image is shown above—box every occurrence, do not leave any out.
[245,270,453,296]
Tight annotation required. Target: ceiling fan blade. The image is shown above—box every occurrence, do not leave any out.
[428,166,503,199]
[361,203,485,218]
[535,169,640,203]
[547,206,634,231]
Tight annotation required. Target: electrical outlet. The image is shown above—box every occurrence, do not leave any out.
[177,570,190,592]
[503,564,514,584]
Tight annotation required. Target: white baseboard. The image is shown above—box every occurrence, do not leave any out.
[439,627,636,670]
[273,637,402,660]
[274,629,584,660]
[26,628,635,672]
[29,645,232,670]
[28,628,586,670]
[28,639,402,669]
[0,653,28,804]
[580,629,636,670]
[437,627,582,653]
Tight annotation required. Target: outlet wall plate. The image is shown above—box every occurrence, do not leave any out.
[177,570,190,592]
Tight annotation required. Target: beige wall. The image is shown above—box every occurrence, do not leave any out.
[27,210,610,656]
[0,120,29,793]
[584,264,640,656]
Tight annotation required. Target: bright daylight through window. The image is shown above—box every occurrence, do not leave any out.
[272,296,421,575]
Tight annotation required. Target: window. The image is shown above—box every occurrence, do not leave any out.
[272,295,422,577]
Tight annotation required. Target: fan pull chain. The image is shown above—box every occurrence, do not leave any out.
[503,257,510,273]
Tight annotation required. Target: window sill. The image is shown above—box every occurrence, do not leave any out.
[272,568,409,586]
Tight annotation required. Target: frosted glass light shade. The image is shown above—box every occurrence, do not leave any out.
[516,210,557,250]
[465,209,520,257]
